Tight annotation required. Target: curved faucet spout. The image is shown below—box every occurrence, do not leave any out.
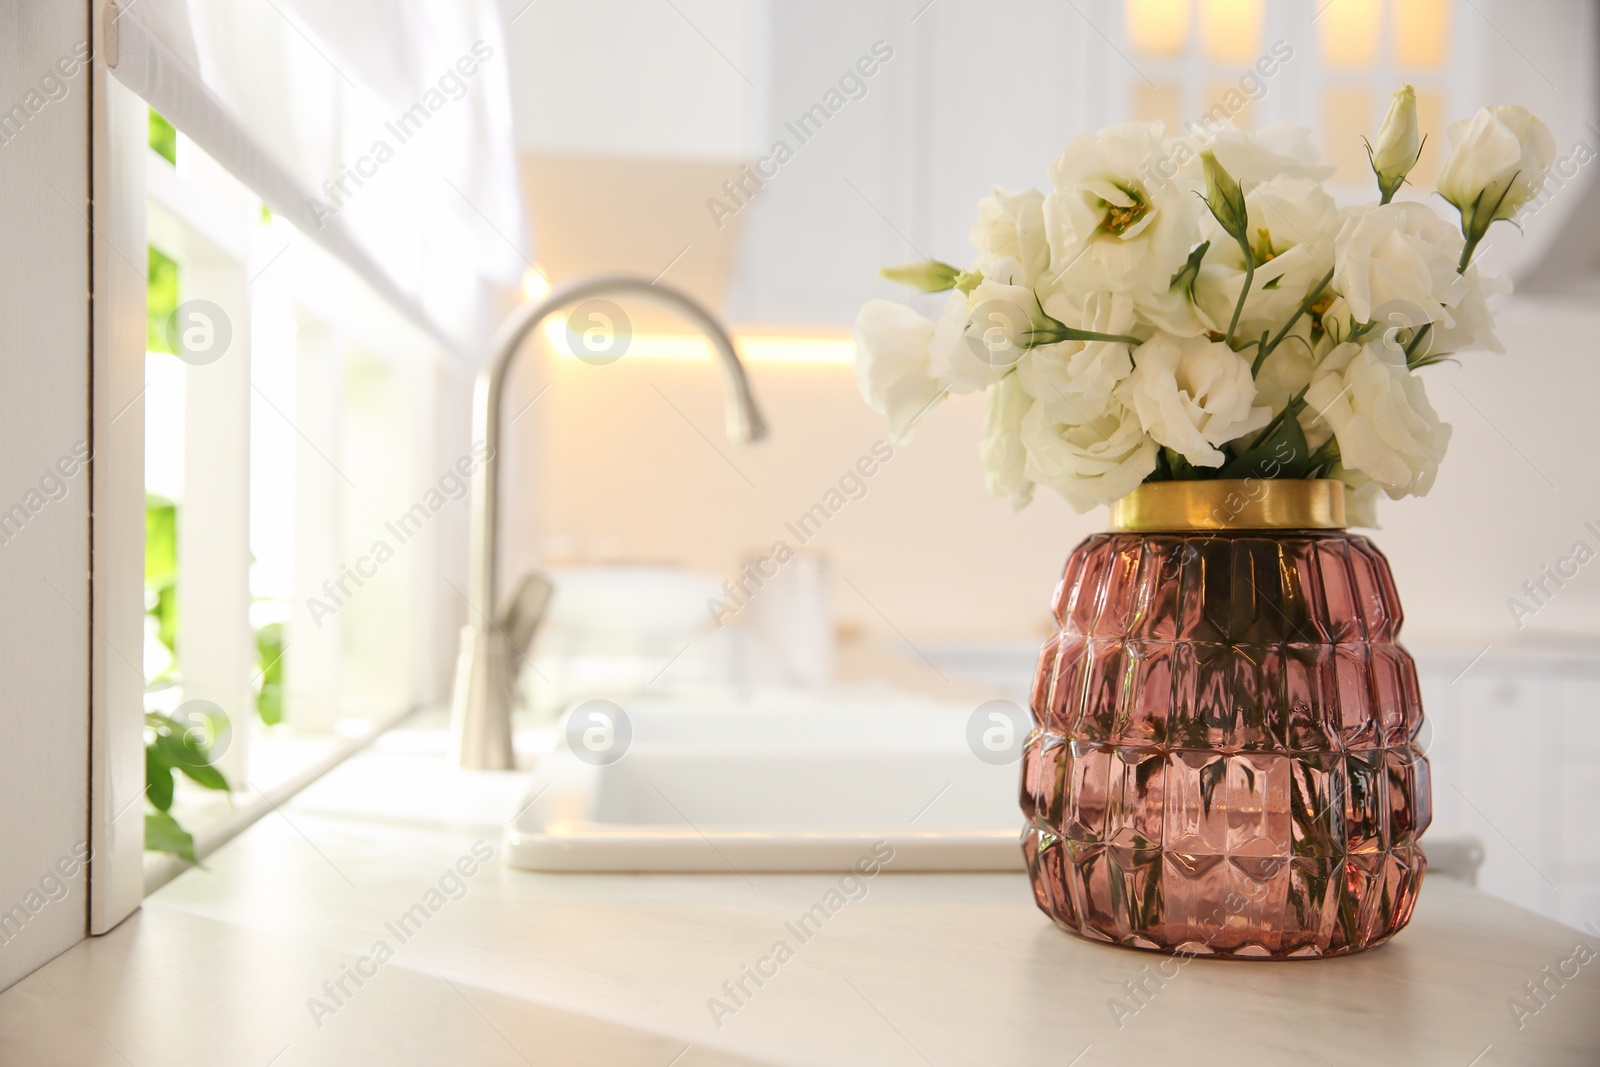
[450,276,768,770]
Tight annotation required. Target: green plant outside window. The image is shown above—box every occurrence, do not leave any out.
[149,109,176,165]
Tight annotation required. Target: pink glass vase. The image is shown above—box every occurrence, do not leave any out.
[1020,516,1431,959]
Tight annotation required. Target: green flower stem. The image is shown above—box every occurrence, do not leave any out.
[1025,326,1145,347]
[1027,292,1145,349]
[1456,233,1481,275]
[1225,246,1254,349]
[1255,266,1335,375]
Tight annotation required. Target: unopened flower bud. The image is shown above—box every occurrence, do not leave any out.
[880,260,967,292]
[1370,85,1421,204]
[1200,151,1249,250]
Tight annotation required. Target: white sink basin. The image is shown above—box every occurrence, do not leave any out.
[504,695,1027,872]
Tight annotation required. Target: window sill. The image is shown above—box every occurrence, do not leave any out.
[142,705,419,895]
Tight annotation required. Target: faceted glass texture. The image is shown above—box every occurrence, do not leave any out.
[1021,531,1430,958]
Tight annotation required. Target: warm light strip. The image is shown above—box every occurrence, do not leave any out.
[538,316,856,365]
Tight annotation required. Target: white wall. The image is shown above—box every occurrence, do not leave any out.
[0,2,93,991]
[1376,296,1600,649]
[504,0,768,159]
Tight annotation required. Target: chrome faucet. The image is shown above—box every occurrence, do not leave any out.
[449,276,769,769]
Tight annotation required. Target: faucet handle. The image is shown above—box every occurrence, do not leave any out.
[448,571,552,771]
[499,571,555,658]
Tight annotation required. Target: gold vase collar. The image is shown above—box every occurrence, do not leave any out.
[1108,479,1347,533]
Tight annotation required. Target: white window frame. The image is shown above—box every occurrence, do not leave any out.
[1106,0,1484,192]
[89,39,458,923]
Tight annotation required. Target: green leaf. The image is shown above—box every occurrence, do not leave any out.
[257,684,283,727]
[256,622,285,685]
[255,622,285,726]
[146,496,179,664]
[1403,321,1433,366]
[152,584,178,659]
[148,109,177,165]
[1146,449,1174,483]
[157,732,230,792]
[146,743,175,812]
[1168,241,1209,297]
[1221,408,1312,480]
[146,247,180,354]
[177,759,230,792]
[145,496,177,586]
[1306,438,1342,477]
[1162,448,1209,481]
[145,810,200,865]
[147,709,230,793]
[155,721,229,789]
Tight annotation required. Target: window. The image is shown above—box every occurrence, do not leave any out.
[138,111,451,880]
[1119,0,1466,194]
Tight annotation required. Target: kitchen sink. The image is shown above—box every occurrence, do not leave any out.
[504,693,1026,872]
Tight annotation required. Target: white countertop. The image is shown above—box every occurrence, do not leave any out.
[3,724,1597,1067]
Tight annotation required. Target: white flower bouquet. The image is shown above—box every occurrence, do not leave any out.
[853,88,1554,524]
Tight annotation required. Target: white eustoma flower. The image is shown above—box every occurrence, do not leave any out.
[1193,176,1341,343]
[1255,328,1322,417]
[1332,201,1463,326]
[1020,399,1158,514]
[1427,266,1511,357]
[1304,342,1451,498]
[980,373,1035,510]
[1117,333,1272,467]
[970,187,1050,287]
[853,299,945,443]
[1135,270,1215,337]
[1201,122,1336,185]
[1437,105,1556,240]
[1042,122,1201,306]
[1020,291,1137,423]
[1248,320,1341,451]
[932,281,1040,393]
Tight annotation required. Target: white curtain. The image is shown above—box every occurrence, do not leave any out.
[110,0,528,363]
